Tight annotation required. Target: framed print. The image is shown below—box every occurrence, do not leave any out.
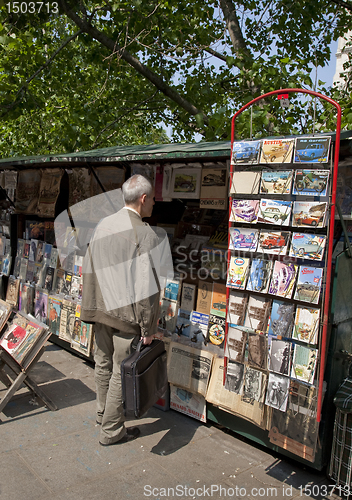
[170,168,202,199]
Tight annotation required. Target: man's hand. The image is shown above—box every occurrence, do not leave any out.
[142,336,153,345]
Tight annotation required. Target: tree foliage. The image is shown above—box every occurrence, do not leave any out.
[0,0,351,157]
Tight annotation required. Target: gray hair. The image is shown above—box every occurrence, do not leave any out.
[122,174,153,204]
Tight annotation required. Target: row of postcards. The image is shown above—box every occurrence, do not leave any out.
[231,136,331,165]
[230,168,330,197]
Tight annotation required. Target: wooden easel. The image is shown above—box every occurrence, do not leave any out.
[0,345,57,416]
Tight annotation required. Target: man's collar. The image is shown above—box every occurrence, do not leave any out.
[123,206,142,218]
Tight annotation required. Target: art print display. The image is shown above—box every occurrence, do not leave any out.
[230,171,261,194]
[269,261,298,299]
[294,265,323,304]
[225,326,247,363]
[292,201,327,229]
[200,166,228,210]
[260,139,294,164]
[231,140,261,165]
[247,332,268,370]
[294,136,331,163]
[260,170,293,195]
[291,344,318,385]
[292,306,320,344]
[229,227,259,252]
[257,230,290,256]
[242,366,267,404]
[292,169,330,196]
[265,373,290,412]
[289,233,326,261]
[229,199,259,224]
[267,300,295,338]
[269,339,291,376]
[258,199,292,226]
[170,168,202,199]
[227,256,250,290]
[246,259,273,293]
[244,295,271,331]
[225,360,245,394]
[227,290,248,326]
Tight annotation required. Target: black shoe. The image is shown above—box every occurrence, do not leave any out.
[99,427,140,446]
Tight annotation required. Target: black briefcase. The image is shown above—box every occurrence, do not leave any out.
[121,338,168,419]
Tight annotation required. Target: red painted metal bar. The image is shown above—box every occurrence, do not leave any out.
[229,88,341,423]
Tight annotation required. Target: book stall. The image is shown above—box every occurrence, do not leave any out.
[0,91,351,471]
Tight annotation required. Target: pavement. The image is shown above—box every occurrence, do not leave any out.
[0,342,344,500]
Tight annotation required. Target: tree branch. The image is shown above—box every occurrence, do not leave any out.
[219,0,250,56]
[329,0,352,11]
[58,0,209,125]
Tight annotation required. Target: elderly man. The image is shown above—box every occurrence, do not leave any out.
[81,174,172,446]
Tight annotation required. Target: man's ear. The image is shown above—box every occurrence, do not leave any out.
[141,193,147,204]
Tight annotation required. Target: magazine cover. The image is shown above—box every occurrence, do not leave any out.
[48,295,63,337]
[170,385,206,423]
[258,199,292,226]
[292,169,330,196]
[195,280,212,315]
[180,283,196,311]
[260,139,294,164]
[2,254,11,276]
[225,326,247,363]
[158,297,177,333]
[242,366,267,404]
[292,201,327,228]
[6,276,20,307]
[289,233,326,261]
[231,140,261,165]
[267,300,295,338]
[175,308,192,337]
[34,287,49,324]
[268,339,291,376]
[17,239,25,257]
[227,290,248,326]
[244,295,271,332]
[294,265,323,305]
[291,344,318,385]
[210,282,227,318]
[0,299,12,333]
[247,331,268,369]
[257,230,290,256]
[59,297,77,342]
[19,282,35,315]
[225,360,245,394]
[269,261,298,299]
[230,171,261,195]
[294,136,331,163]
[229,199,259,224]
[189,311,209,343]
[246,259,273,293]
[25,220,45,240]
[164,273,182,302]
[28,239,38,262]
[19,257,28,281]
[207,314,226,347]
[0,322,36,366]
[260,170,293,195]
[229,227,259,252]
[265,372,290,412]
[292,306,320,344]
[227,256,250,290]
[71,321,92,357]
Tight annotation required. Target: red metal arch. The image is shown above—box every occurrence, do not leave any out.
[229,88,342,423]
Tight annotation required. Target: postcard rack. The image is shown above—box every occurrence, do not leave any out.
[223,88,341,462]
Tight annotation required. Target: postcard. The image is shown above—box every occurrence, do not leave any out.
[229,199,259,224]
[292,306,320,344]
[247,331,268,369]
[269,339,291,376]
[257,230,290,256]
[229,227,259,252]
[242,366,267,403]
[294,136,331,163]
[225,360,245,394]
[227,256,250,290]
[294,265,323,305]
[292,169,330,196]
[225,326,247,363]
[289,233,326,261]
[246,259,273,294]
[231,140,261,165]
[258,199,292,226]
[260,139,294,164]
[292,201,327,228]
[267,300,295,338]
[269,261,298,299]
[265,372,290,412]
[227,290,248,326]
[291,344,318,385]
[230,171,261,194]
[244,295,271,332]
[260,170,293,195]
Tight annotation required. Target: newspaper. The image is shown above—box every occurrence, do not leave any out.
[167,342,213,397]
[206,356,267,429]
[170,384,207,422]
